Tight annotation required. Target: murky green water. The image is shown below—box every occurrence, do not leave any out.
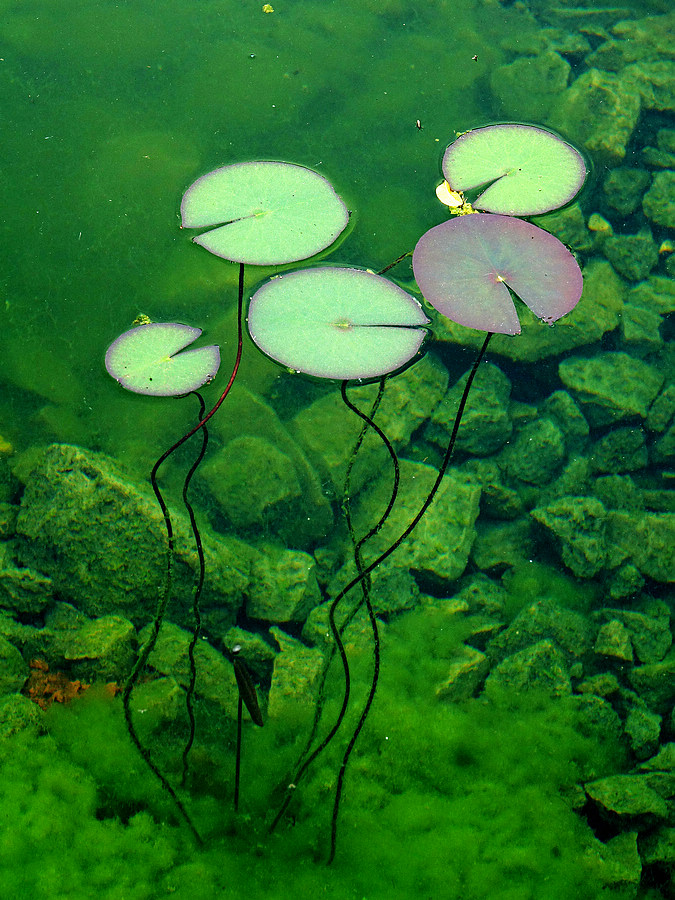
[1,0,673,898]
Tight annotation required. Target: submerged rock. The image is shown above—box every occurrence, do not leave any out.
[603,166,651,215]
[351,460,481,588]
[603,229,660,282]
[485,639,571,697]
[247,546,322,624]
[531,496,607,578]
[585,774,668,824]
[502,417,566,486]
[643,170,675,228]
[490,50,571,120]
[607,511,675,582]
[141,620,239,718]
[427,362,512,457]
[558,352,664,426]
[547,68,641,163]
[267,626,324,720]
[15,444,254,629]
[0,635,28,695]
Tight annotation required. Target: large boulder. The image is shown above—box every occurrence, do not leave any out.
[15,444,254,629]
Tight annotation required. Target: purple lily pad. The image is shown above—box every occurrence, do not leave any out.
[412,214,583,335]
[105,323,220,396]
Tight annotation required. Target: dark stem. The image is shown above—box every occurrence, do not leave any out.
[122,425,203,844]
[121,262,246,843]
[269,378,400,835]
[181,392,209,787]
[269,333,493,837]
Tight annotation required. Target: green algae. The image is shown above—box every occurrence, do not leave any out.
[0,602,624,899]
[502,560,598,621]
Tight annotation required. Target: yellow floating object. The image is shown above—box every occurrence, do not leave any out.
[659,240,673,254]
[588,213,613,234]
[262,3,274,12]
[435,181,464,208]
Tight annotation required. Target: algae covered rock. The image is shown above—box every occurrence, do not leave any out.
[203,385,333,545]
[547,68,641,163]
[61,614,135,682]
[141,620,239,718]
[435,645,489,702]
[15,444,253,628]
[247,546,322,624]
[606,510,675,582]
[485,639,571,697]
[589,427,648,474]
[488,597,593,662]
[0,635,28,695]
[502,417,566,486]
[603,166,651,215]
[643,170,675,228]
[267,626,323,720]
[603,229,660,281]
[199,435,302,527]
[531,496,607,577]
[543,390,590,451]
[472,518,535,571]
[628,652,675,714]
[352,460,481,588]
[292,353,448,495]
[558,352,664,426]
[595,619,633,663]
[585,774,668,824]
[490,50,571,120]
[0,565,52,615]
[427,362,512,457]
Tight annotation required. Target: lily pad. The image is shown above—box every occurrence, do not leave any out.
[181,161,349,266]
[105,323,220,396]
[412,213,583,335]
[443,124,587,216]
[247,267,430,380]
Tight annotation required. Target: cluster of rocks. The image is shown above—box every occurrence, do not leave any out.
[489,5,674,283]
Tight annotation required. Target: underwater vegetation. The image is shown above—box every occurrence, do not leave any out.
[1,1,674,898]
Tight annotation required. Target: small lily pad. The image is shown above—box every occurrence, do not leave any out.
[105,323,220,396]
[181,161,349,266]
[413,213,583,335]
[247,267,430,380]
[443,124,587,216]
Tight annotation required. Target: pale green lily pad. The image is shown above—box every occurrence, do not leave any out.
[105,323,220,396]
[443,124,587,216]
[181,161,349,266]
[247,267,430,381]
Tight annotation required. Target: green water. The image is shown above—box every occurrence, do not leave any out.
[1,0,673,898]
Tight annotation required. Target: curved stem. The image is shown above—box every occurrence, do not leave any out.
[269,379,399,834]
[122,263,246,843]
[269,333,492,837]
[181,392,209,787]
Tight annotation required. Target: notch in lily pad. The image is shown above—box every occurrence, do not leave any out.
[412,213,583,335]
[105,323,220,396]
[181,161,350,266]
[247,267,430,381]
[442,124,587,216]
